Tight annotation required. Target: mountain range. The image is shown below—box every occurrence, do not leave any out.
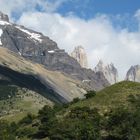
[0,11,110,106]
[71,46,140,84]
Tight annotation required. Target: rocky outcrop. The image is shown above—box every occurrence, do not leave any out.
[125,65,140,82]
[94,60,118,84]
[0,11,9,22]
[71,46,88,68]
[0,12,109,91]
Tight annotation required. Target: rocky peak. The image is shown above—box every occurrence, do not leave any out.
[71,46,88,68]
[0,19,109,91]
[125,65,140,82]
[94,60,118,84]
[0,11,9,22]
[95,60,104,70]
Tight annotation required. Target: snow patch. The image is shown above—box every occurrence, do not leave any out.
[16,26,42,43]
[0,29,3,45]
[48,50,55,53]
[0,29,3,37]
[18,52,22,56]
[0,20,11,25]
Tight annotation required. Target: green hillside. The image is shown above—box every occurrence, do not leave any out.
[69,81,140,114]
[1,81,140,140]
[0,80,53,122]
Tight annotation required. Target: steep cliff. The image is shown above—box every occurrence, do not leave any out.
[125,65,140,82]
[94,60,118,84]
[71,46,88,68]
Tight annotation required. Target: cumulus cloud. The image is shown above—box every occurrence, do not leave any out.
[17,11,140,79]
[0,0,65,20]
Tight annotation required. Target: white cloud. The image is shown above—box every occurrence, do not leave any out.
[0,0,65,20]
[17,11,140,80]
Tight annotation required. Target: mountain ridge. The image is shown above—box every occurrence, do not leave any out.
[0,47,88,103]
[0,11,109,91]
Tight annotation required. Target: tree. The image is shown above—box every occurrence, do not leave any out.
[84,91,96,99]
[105,107,140,140]
[38,105,55,123]
[37,105,56,138]
[0,120,16,140]
[19,113,35,125]
[71,97,80,104]
[48,107,101,140]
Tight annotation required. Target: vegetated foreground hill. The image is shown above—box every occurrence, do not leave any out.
[1,81,140,140]
[70,81,140,113]
[0,82,53,122]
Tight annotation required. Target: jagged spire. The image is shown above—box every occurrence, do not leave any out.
[125,65,140,82]
[0,11,9,22]
[98,59,104,66]
[71,45,88,68]
[94,60,118,84]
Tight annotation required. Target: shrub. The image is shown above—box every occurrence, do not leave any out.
[19,113,35,125]
[71,97,80,104]
[84,90,96,99]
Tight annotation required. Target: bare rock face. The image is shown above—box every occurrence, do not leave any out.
[94,60,118,84]
[0,11,9,22]
[125,65,140,82]
[71,46,88,68]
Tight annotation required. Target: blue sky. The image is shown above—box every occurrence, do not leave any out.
[55,0,140,31]
[56,0,140,18]
[9,0,140,31]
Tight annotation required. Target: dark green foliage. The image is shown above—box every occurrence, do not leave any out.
[10,122,18,133]
[38,105,55,123]
[0,120,16,140]
[47,106,101,140]
[19,113,35,125]
[103,95,140,140]
[62,103,69,108]
[64,107,101,139]
[36,105,56,138]
[84,90,96,99]
[104,107,140,140]
[128,94,140,108]
[16,127,35,138]
[53,104,63,112]
[71,97,80,103]
[2,102,140,140]
[1,81,140,140]
[0,85,18,100]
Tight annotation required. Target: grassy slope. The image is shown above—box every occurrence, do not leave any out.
[69,81,140,114]
[16,81,140,140]
[0,84,53,122]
